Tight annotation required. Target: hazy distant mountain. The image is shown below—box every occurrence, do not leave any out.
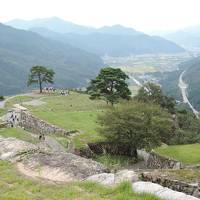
[0,23,103,95]
[6,17,96,34]
[98,25,142,35]
[163,25,200,49]
[31,27,185,56]
[7,17,185,56]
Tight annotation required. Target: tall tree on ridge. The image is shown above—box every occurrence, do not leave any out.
[87,67,131,105]
[28,66,55,93]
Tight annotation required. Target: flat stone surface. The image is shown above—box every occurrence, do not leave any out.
[115,169,139,184]
[0,136,37,160]
[132,181,199,200]
[86,173,115,186]
[86,170,139,186]
[0,136,108,182]
[19,152,108,182]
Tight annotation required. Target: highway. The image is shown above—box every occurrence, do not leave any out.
[178,71,199,118]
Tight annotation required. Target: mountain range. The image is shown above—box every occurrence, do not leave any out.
[153,25,200,49]
[0,17,186,95]
[6,17,185,56]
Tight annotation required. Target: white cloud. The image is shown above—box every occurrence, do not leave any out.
[0,0,200,32]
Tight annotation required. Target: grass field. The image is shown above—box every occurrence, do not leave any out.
[0,161,161,200]
[95,154,137,170]
[0,108,6,118]
[155,144,200,164]
[23,92,109,148]
[0,128,39,144]
[5,95,34,109]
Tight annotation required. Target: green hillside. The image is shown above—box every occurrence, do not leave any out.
[0,23,103,95]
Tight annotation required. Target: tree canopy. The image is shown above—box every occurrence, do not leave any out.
[98,101,173,158]
[87,67,131,105]
[135,82,176,113]
[28,66,55,93]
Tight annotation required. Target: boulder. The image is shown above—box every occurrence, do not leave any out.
[115,169,139,184]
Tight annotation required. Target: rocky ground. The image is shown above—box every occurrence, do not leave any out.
[0,135,199,200]
[0,136,108,182]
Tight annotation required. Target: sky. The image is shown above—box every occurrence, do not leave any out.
[1,0,200,33]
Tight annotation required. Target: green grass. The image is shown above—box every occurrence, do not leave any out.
[5,95,34,109]
[0,128,38,144]
[25,92,109,148]
[0,161,161,200]
[0,108,6,117]
[155,144,200,164]
[49,134,69,150]
[95,154,136,170]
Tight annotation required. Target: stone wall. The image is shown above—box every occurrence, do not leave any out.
[146,151,182,169]
[77,144,183,170]
[141,172,200,198]
[20,111,70,136]
[88,142,137,156]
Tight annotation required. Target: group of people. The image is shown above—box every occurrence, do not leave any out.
[43,87,70,97]
[43,87,56,93]
[60,89,69,96]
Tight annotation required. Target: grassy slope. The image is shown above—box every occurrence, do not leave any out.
[5,95,34,109]
[0,128,38,144]
[24,92,109,148]
[5,93,200,165]
[0,108,6,117]
[0,161,161,200]
[95,154,137,170]
[155,144,200,164]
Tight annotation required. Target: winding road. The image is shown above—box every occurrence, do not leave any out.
[129,75,149,92]
[178,71,199,118]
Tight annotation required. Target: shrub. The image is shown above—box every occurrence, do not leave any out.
[98,101,173,159]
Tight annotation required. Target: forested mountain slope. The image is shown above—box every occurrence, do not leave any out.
[0,23,103,95]
[158,57,200,110]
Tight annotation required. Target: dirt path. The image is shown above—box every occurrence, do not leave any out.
[0,92,43,109]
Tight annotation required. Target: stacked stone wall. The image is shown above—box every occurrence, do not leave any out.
[146,151,182,169]
[20,111,70,136]
[141,172,200,198]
